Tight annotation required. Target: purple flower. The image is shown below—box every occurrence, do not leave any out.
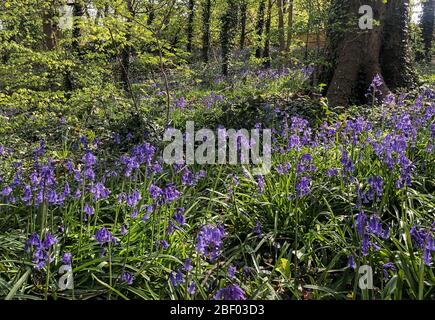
[182,168,194,185]
[169,270,184,286]
[95,227,115,245]
[121,272,134,285]
[228,265,236,278]
[187,282,196,295]
[155,239,169,249]
[196,224,225,261]
[25,233,41,252]
[383,262,396,279]
[162,184,181,204]
[43,232,57,249]
[149,184,162,200]
[326,168,338,177]
[362,233,370,256]
[84,203,94,221]
[90,182,111,201]
[126,189,141,207]
[167,220,175,235]
[2,185,12,197]
[367,175,384,202]
[21,185,33,204]
[62,253,73,265]
[63,182,71,197]
[347,255,356,269]
[183,258,193,272]
[356,211,367,236]
[215,284,245,300]
[253,220,262,238]
[82,151,96,167]
[121,225,127,235]
[296,176,311,197]
[173,208,186,226]
[257,175,265,193]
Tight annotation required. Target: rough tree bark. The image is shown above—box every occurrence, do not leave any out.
[64,0,84,92]
[255,0,266,58]
[186,0,196,54]
[277,0,286,53]
[42,1,58,50]
[263,0,272,68]
[421,0,435,62]
[322,0,389,105]
[220,0,238,76]
[120,0,134,93]
[381,0,418,89]
[287,0,293,50]
[202,0,212,62]
[72,0,84,54]
[239,0,248,50]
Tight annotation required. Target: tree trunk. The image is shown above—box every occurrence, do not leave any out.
[239,0,248,50]
[72,0,84,54]
[147,0,155,25]
[304,0,313,60]
[42,1,58,50]
[202,0,212,63]
[65,0,84,92]
[421,0,435,62]
[381,0,418,89]
[255,0,266,58]
[287,0,293,50]
[186,0,196,54]
[121,0,134,93]
[324,0,390,106]
[277,0,286,53]
[263,0,272,67]
[220,0,238,76]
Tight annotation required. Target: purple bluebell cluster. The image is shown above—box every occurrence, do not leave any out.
[196,224,226,261]
[25,232,57,270]
[214,284,245,300]
[411,226,434,266]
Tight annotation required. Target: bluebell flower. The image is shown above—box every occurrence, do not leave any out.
[169,270,184,286]
[187,282,196,295]
[62,253,73,265]
[347,255,356,269]
[121,272,134,285]
[196,224,225,261]
[296,176,311,197]
[228,265,236,278]
[183,258,193,272]
[215,284,245,300]
[253,220,262,238]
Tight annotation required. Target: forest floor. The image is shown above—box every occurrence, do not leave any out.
[0,63,434,300]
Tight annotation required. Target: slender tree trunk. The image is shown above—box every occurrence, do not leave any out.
[255,0,266,58]
[186,0,196,54]
[421,0,435,62]
[42,1,58,50]
[202,0,212,63]
[121,0,134,93]
[287,0,294,50]
[72,0,84,54]
[381,0,418,89]
[221,0,238,76]
[263,0,272,67]
[304,0,313,60]
[65,0,84,92]
[148,0,155,25]
[239,0,248,50]
[277,0,286,53]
